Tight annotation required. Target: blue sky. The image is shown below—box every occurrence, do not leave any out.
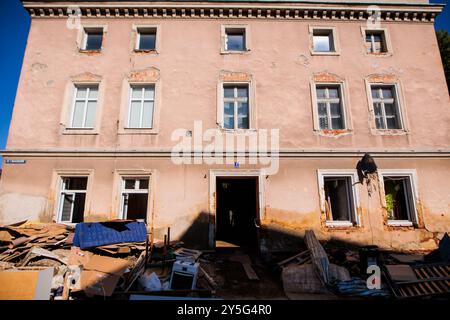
[0,0,449,167]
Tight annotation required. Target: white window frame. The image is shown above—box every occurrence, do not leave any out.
[81,27,104,51]
[361,27,392,56]
[135,27,157,51]
[369,84,404,130]
[119,176,150,221]
[56,176,88,224]
[315,84,346,130]
[378,170,419,227]
[222,84,250,130]
[317,170,360,227]
[309,26,340,56]
[365,31,386,54]
[69,85,99,129]
[221,25,250,54]
[311,81,350,131]
[217,81,254,131]
[127,84,155,129]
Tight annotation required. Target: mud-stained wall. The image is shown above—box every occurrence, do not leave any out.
[0,157,448,251]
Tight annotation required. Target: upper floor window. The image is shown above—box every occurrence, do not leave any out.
[136,27,156,51]
[315,85,345,130]
[70,85,98,129]
[365,30,387,54]
[312,28,336,53]
[128,85,155,129]
[82,27,103,51]
[222,26,248,52]
[57,177,87,223]
[371,85,402,129]
[223,84,249,129]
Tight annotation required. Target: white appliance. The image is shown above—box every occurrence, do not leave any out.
[169,260,200,290]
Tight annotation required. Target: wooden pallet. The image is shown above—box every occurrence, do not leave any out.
[385,263,450,298]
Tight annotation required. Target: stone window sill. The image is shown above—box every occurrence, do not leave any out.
[326,221,354,228]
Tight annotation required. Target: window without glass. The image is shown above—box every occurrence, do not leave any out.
[121,178,149,221]
[371,85,401,129]
[316,85,344,130]
[128,85,155,128]
[70,85,98,129]
[313,29,335,52]
[136,27,156,51]
[225,28,246,51]
[324,176,356,224]
[58,177,87,223]
[83,28,103,51]
[365,30,387,54]
[223,84,249,130]
[383,176,416,223]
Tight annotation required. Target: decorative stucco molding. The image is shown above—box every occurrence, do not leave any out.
[366,73,398,84]
[23,2,443,23]
[127,67,160,83]
[70,72,102,83]
[313,71,344,83]
[219,70,252,82]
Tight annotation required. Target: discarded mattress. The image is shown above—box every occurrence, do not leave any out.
[73,221,147,249]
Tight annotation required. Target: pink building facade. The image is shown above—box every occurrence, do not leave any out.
[1,0,449,252]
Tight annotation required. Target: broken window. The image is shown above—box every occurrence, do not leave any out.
[365,30,387,54]
[312,29,335,52]
[383,176,416,223]
[83,28,103,51]
[371,85,402,129]
[136,27,156,51]
[223,84,249,130]
[316,85,344,130]
[323,176,356,224]
[225,28,246,51]
[128,85,155,128]
[58,177,87,223]
[70,85,98,129]
[121,178,149,221]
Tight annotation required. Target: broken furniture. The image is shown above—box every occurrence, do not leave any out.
[73,220,147,249]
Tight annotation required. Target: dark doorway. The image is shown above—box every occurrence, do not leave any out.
[216,177,259,252]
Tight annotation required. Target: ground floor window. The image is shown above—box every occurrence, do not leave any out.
[324,177,356,224]
[318,171,358,227]
[382,175,417,225]
[57,177,87,223]
[120,177,149,221]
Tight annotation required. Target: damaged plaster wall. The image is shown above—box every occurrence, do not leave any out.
[0,157,448,251]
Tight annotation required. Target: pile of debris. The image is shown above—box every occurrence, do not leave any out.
[278,230,450,299]
[0,220,218,300]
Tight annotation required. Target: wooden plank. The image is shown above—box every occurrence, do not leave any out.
[242,263,259,281]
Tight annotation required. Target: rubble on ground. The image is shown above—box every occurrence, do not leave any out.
[0,221,448,300]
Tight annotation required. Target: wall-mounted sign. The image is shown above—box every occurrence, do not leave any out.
[5,159,26,164]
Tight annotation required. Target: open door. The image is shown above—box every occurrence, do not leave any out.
[215,177,259,252]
